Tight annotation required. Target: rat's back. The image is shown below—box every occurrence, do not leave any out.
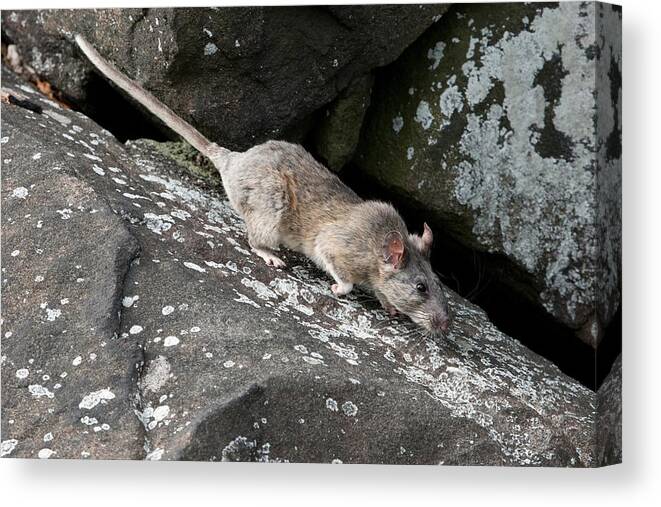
[221,141,363,256]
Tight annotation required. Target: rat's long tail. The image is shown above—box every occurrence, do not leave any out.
[75,34,229,162]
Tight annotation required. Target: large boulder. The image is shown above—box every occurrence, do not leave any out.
[1,5,449,150]
[354,3,622,347]
[1,76,144,460]
[1,69,601,466]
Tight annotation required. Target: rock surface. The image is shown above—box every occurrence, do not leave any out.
[0,69,607,466]
[312,75,373,172]
[1,5,448,151]
[596,355,622,466]
[354,3,622,347]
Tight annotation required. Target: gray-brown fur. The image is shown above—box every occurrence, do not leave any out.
[76,35,451,337]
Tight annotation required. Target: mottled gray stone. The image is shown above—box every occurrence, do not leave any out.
[1,75,143,460]
[313,75,374,172]
[594,4,622,346]
[1,69,600,466]
[1,5,449,151]
[354,2,622,347]
[596,354,622,466]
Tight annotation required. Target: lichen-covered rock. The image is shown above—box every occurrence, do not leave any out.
[139,139,221,187]
[1,5,448,151]
[354,2,622,347]
[1,78,143,460]
[596,355,622,466]
[1,69,599,465]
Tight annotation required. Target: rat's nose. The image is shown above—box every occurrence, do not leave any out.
[431,314,450,333]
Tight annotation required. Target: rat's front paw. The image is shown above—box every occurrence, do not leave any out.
[385,305,399,317]
[331,282,353,296]
[265,256,286,269]
[377,296,398,316]
[380,301,398,316]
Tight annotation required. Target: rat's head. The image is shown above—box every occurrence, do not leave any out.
[377,224,451,338]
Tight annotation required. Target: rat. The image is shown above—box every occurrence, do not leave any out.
[74,35,451,337]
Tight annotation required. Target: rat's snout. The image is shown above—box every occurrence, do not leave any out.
[430,313,450,333]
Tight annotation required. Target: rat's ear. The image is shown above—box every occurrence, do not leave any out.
[421,222,433,255]
[383,231,406,270]
[408,223,433,257]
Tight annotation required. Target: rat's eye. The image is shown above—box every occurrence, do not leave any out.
[416,282,427,293]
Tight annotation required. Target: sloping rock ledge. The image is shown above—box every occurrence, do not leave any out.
[1,69,602,466]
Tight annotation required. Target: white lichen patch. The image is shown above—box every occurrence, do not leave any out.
[11,186,28,199]
[1,439,18,457]
[141,355,171,392]
[29,384,55,399]
[438,84,463,126]
[143,213,174,235]
[183,261,206,273]
[392,115,404,134]
[45,307,62,321]
[44,109,71,126]
[146,448,164,460]
[170,209,191,221]
[427,41,447,70]
[80,416,98,426]
[406,147,415,160]
[341,401,358,417]
[241,278,277,300]
[269,278,314,315]
[38,448,55,459]
[123,295,139,307]
[204,42,218,56]
[163,336,180,347]
[56,208,72,220]
[414,100,434,130]
[152,405,170,423]
[326,398,338,412]
[79,388,115,409]
[233,291,260,308]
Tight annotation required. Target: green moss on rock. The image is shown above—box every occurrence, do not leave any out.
[140,139,222,186]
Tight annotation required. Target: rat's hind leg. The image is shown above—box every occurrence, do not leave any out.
[244,214,286,269]
[229,164,291,269]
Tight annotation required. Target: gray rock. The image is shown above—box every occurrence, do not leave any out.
[596,355,622,466]
[1,5,449,151]
[312,75,374,172]
[1,69,599,466]
[354,3,622,347]
[1,76,143,460]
